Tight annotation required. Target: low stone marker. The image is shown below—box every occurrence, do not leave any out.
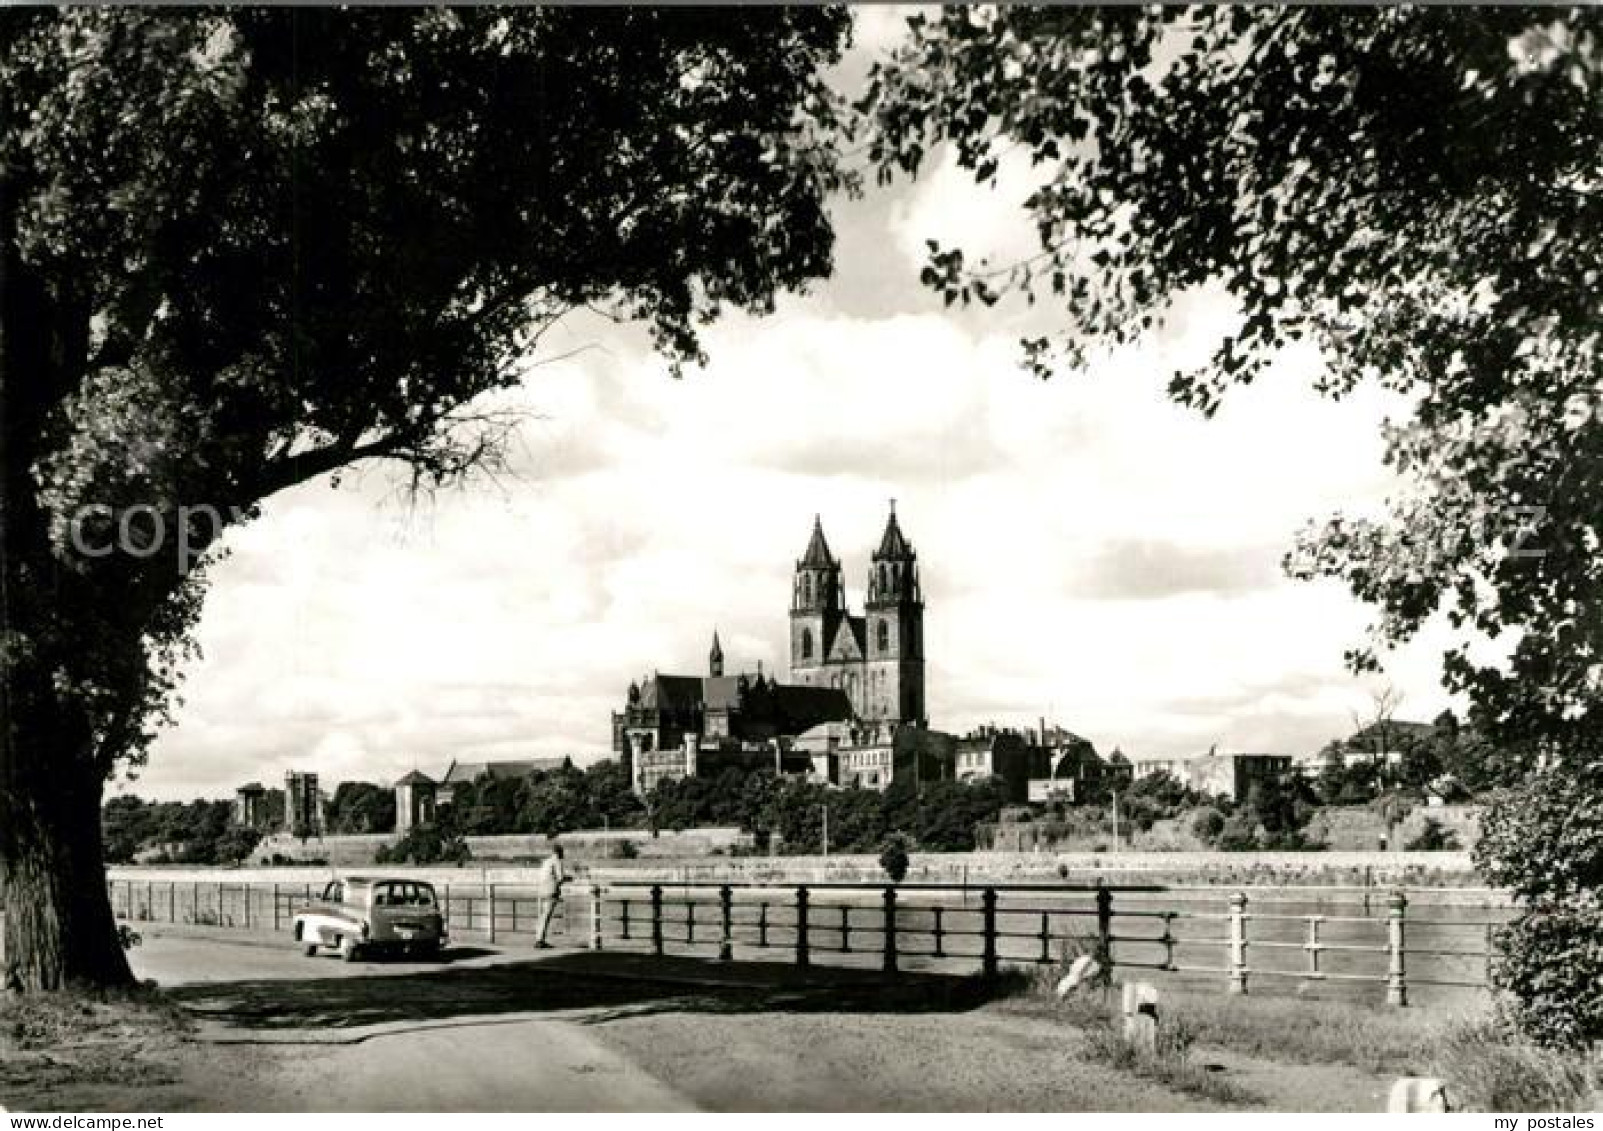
[1386,1077,1451,1112]
[1055,955,1101,997]
[1121,980,1160,1054]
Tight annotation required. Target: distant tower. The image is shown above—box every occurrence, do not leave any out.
[789,515,844,686]
[709,629,724,678]
[284,770,323,837]
[394,771,437,834]
[864,501,926,726]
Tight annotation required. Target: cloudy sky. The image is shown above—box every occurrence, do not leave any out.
[127,9,1461,801]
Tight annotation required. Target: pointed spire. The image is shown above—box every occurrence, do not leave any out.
[874,499,913,560]
[710,629,723,659]
[800,513,837,568]
[709,629,724,678]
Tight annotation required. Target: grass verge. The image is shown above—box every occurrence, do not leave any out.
[992,957,1599,1112]
[0,982,193,1105]
[1080,1013,1263,1107]
[1429,1012,1597,1112]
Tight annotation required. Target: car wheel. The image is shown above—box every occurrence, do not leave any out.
[339,935,360,963]
[303,942,320,958]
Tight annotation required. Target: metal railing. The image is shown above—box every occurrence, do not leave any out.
[107,877,572,946]
[106,875,1506,1005]
[585,880,1505,1006]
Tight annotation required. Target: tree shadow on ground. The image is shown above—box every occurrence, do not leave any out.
[169,951,1004,1033]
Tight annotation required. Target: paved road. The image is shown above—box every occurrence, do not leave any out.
[132,931,697,1111]
[126,927,1392,1112]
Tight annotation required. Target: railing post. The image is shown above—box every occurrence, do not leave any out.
[1095,881,1113,960]
[621,898,632,941]
[216,881,223,926]
[1386,890,1408,1007]
[1306,915,1322,979]
[590,884,604,951]
[1161,911,1176,970]
[1228,890,1249,995]
[686,898,697,944]
[981,887,998,979]
[243,883,250,930]
[272,883,281,932]
[882,886,898,974]
[650,885,664,956]
[840,905,851,953]
[1038,911,1052,964]
[718,885,733,962]
[795,885,810,968]
[757,902,769,948]
[169,881,176,924]
[488,884,497,944]
[443,884,452,933]
[933,906,945,958]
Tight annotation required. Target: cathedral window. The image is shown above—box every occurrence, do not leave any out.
[801,628,813,659]
[804,574,814,605]
[876,619,889,653]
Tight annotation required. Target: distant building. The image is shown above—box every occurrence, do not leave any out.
[615,624,856,795]
[1129,749,1294,802]
[1188,751,1295,801]
[232,782,269,828]
[1130,754,1190,781]
[1027,733,1130,803]
[955,728,1037,799]
[795,720,956,791]
[394,771,437,834]
[436,757,570,806]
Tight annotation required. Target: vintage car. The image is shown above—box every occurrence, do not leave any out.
[293,875,447,961]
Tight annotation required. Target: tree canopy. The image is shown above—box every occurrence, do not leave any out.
[1,6,851,991]
[867,6,1600,751]
[866,5,1601,1044]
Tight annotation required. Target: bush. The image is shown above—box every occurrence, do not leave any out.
[1475,765,1603,1047]
[1190,807,1225,844]
[879,834,911,883]
[1487,899,1603,1049]
[1405,817,1461,851]
[377,824,472,866]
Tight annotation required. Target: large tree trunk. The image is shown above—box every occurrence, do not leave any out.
[0,743,134,991]
[1,170,134,992]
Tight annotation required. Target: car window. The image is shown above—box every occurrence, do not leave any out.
[322,881,343,903]
[414,884,436,907]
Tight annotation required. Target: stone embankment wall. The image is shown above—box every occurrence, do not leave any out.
[251,826,753,866]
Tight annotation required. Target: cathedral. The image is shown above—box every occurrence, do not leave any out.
[613,504,928,793]
[788,504,927,728]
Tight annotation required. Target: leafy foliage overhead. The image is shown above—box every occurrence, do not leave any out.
[866,7,1601,750]
[2,5,852,777]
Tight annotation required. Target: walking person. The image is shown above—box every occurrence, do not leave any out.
[534,844,567,948]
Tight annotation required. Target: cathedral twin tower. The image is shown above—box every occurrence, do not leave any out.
[787,504,927,729]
